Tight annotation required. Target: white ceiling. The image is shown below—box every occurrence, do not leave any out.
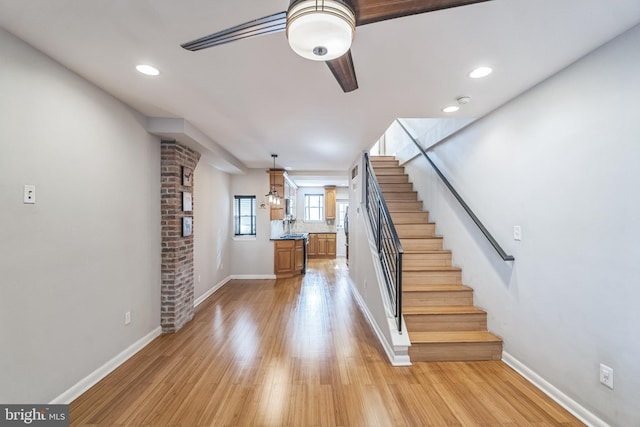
[1,0,639,175]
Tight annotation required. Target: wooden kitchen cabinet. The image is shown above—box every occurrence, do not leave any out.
[274,240,294,276]
[326,233,336,257]
[324,186,336,221]
[269,170,298,220]
[294,240,304,271]
[268,170,285,220]
[274,239,305,278]
[307,233,336,258]
[307,233,318,256]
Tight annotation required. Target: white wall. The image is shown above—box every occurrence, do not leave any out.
[347,159,394,343]
[402,24,640,426]
[0,29,161,403]
[229,169,274,276]
[194,163,232,298]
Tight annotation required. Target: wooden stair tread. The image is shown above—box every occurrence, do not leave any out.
[382,193,417,196]
[388,208,427,212]
[403,250,452,255]
[404,306,485,315]
[403,284,472,292]
[400,230,439,233]
[404,249,450,254]
[409,331,502,344]
[403,266,461,272]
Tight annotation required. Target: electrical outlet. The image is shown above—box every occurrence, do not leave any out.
[513,225,522,241]
[125,311,131,325]
[600,363,613,389]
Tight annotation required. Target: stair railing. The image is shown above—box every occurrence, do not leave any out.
[364,153,404,333]
[396,119,515,262]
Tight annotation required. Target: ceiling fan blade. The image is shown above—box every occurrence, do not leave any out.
[181,11,287,51]
[326,50,358,93]
[351,0,491,26]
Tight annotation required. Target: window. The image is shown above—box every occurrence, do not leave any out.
[304,194,324,221]
[234,196,256,236]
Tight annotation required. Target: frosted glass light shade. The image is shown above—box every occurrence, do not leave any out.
[286,0,355,61]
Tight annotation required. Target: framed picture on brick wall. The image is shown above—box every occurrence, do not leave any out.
[182,166,193,186]
[182,192,192,212]
[182,217,193,237]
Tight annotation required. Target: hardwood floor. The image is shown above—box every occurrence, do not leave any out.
[70,259,584,426]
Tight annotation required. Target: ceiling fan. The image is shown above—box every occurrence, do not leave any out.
[181,0,490,93]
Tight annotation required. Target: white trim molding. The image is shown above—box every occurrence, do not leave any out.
[348,280,411,366]
[50,327,162,404]
[194,276,232,307]
[502,352,610,427]
[230,274,277,280]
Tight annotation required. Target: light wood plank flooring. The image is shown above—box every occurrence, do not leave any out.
[70,259,584,426]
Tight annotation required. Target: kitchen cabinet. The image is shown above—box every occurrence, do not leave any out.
[268,170,285,220]
[269,170,297,220]
[294,241,304,271]
[324,186,336,221]
[307,233,318,256]
[307,233,336,258]
[274,239,305,278]
[326,234,337,257]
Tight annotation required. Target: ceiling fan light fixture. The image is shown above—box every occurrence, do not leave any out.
[286,0,355,61]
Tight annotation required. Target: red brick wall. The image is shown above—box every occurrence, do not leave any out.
[160,140,201,333]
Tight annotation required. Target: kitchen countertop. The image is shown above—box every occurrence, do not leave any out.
[270,233,309,241]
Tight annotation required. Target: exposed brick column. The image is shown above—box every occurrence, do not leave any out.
[160,140,201,333]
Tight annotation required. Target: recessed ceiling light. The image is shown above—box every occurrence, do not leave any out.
[136,64,160,76]
[469,66,492,79]
[442,106,459,113]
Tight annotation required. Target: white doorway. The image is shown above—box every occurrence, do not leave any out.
[336,200,348,257]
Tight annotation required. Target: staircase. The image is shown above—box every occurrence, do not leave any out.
[371,156,502,362]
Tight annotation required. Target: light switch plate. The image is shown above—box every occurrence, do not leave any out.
[24,185,36,204]
[513,225,522,241]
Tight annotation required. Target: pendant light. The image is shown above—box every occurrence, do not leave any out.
[266,154,281,206]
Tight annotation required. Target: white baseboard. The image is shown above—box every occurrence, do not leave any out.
[230,274,276,280]
[348,281,411,366]
[194,276,232,307]
[502,352,609,427]
[50,326,162,404]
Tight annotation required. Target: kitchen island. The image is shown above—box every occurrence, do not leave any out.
[271,233,308,278]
